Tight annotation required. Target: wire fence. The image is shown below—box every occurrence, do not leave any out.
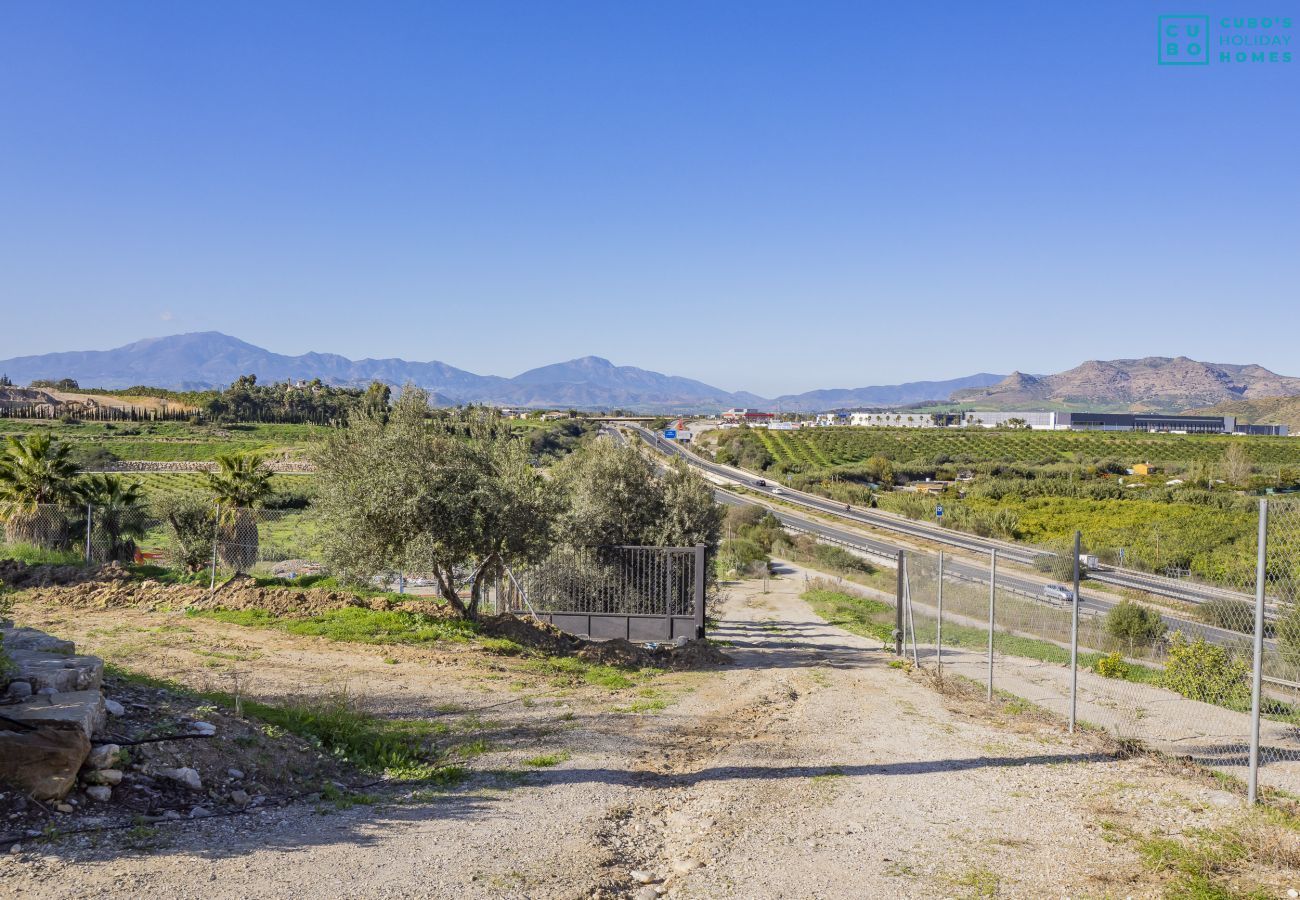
[800,498,1300,805]
[0,503,329,583]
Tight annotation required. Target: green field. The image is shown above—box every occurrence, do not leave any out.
[0,420,327,463]
[751,426,1300,471]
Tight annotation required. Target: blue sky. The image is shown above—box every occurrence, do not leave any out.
[1,2,1296,395]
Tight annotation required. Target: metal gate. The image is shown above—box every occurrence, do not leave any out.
[499,544,706,642]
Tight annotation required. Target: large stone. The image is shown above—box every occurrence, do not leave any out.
[0,722,91,800]
[2,691,106,741]
[6,650,103,693]
[1,627,75,656]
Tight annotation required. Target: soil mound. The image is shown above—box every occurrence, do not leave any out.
[14,570,449,619]
[481,615,731,671]
[0,559,131,591]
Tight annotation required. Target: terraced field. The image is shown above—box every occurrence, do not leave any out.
[757,427,1300,470]
[0,420,326,462]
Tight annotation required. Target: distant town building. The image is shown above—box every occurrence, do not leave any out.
[722,408,775,423]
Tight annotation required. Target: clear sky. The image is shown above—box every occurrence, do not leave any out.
[1,1,1296,395]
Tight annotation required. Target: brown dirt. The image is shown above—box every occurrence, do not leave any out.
[479,614,733,670]
[0,560,132,591]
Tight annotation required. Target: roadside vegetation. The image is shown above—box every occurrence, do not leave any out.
[705,425,1300,588]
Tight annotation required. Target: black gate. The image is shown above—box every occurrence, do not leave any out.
[499,544,706,642]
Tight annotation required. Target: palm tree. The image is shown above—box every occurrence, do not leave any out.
[206,453,274,572]
[0,434,80,548]
[77,473,147,563]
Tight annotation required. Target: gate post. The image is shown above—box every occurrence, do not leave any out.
[693,543,706,639]
[1249,500,1268,806]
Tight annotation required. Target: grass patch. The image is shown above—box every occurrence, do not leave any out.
[522,751,571,767]
[521,655,657,690]
[188,606,479,645]
[802,588,895,643]
[104,663,461,781]
[0,543,87,566]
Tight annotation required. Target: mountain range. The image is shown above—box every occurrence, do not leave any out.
[951,358,1300,412]
[1,333,1296,415]
[0,333,1001,413]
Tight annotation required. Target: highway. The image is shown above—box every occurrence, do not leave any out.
[616,423,1266,655]
[623,423,1261,611]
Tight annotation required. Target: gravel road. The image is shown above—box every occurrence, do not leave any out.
[1,570,1261,899]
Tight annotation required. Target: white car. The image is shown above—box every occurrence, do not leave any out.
[771,487,784,495]
[1043,584,1074,602]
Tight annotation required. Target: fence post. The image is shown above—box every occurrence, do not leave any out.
[894,550,904,655]
[209,503,220,595]
[936,550,944,678]
[1070,530,1081,734]
[1249,499,1269,806]
[84,503,93,564]
[693,543,706,640]
[987,548,997,701]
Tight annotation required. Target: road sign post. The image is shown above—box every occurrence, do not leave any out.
[663,429,677,440]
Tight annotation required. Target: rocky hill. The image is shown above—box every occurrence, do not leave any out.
[1190,396,1300,432]
[952,357,1300,411]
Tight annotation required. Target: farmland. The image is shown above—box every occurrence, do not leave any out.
[747,425,1300,472]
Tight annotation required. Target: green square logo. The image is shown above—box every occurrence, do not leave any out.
[1159,15,1210,65]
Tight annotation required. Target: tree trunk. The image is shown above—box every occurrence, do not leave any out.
[433,567,468,617]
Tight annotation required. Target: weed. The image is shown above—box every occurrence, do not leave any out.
[522,751,570,768]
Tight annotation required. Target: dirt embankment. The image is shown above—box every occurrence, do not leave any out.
[7,561,733,671]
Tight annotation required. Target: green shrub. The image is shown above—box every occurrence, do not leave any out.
[1161,631,1250,709]
[1196,597,1259,636]
[811,543,873,574]
[1105,600,1167,652]
[1094,651,1129,679]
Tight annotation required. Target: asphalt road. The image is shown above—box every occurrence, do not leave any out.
[623,424,1259,610]
[617,424,1260,651]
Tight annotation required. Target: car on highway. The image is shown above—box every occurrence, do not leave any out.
[755,479,767,487]
[1043,584,1074,602]
[771,487,783,495]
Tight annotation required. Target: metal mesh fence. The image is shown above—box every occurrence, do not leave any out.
[0,503,329,582]
[793,498,1299,803]
[502,545,701,617]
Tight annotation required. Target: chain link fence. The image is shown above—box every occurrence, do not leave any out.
[797,498,1300,804]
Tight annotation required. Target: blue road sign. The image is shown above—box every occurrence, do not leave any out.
[935,505,944,518]
[663,429,677,439]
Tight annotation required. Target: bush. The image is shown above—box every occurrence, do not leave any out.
[153,494,215,572]
[1105,600,1166,652]
[811,543,873,574]
[1161,631,1250,709]
[1094,651,1129,679]
[1197,597,1259,636]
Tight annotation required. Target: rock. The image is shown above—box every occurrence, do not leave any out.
[86,744,121,770]
[227,769,244,780]
[0,721,91,800]
[37,687,58,697]
[670,858,700,875]
[55,803,73,814]
[157,767,203,791]
[189,806,212,818]
[83,769,123,786]
[5,650,103,693]
[630,871,656,884]
[189,722,216,736]
[85,785,112,802]
[2,690,106,741]
[229,790,250,806]
[161,810,182,821]
[8,844,20,855]
[103,698,125,717]
[635,889,658,900]
[5,681,33,700]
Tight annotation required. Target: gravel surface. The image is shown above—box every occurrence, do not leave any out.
[1,570,1269,898]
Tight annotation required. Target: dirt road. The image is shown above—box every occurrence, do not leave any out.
[1,571,1273,899]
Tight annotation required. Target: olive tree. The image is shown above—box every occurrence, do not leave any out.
[312,387,558,618]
